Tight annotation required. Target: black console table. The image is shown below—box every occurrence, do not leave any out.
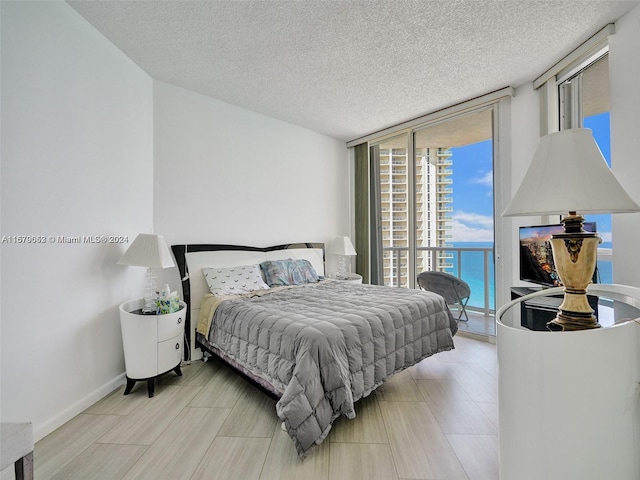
[510,286,599,331]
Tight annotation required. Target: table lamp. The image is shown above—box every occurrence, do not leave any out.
[503,128,640,330]
[329,236,357,278]
[118,233,175,313]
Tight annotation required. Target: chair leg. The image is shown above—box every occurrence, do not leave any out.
[454,306,468,322]
[452,290,470,322]
[458,299,470,322]
[450,285,470,322]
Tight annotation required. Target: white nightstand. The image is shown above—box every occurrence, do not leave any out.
[333,273,363,284]
[119,299,186,397]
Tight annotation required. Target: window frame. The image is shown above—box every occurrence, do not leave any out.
[536,27,613,280]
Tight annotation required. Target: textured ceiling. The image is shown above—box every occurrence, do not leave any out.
[67,0,639,142]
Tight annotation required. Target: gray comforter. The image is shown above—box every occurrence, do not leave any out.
[207,280,457,457]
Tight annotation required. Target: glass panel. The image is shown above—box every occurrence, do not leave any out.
[560,54,612,282]
[583,55,612,283]
[370,109,497,335]
[374,134,410,287]
[414,109,496,333]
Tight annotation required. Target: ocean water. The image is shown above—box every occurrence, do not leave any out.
[446,241,614,312]
[597,241,613,284]
[446,242,495,311]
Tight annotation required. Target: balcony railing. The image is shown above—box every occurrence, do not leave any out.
[436,150,453,158]
[383,245,495,316]
[382,246,615,321]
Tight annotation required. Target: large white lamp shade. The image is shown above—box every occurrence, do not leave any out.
[329,236,357,256]
[118,233,175,268]
[503,129,639,217]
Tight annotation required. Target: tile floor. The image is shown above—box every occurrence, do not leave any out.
[455,310,496,337]
[1,334,498,480]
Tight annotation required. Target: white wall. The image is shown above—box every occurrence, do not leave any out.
[153,81,350,292]
[1,1,153,439]
[504,83,541,289]
[609,4,640,287]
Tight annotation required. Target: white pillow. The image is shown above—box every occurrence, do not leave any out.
[202,264,270,296]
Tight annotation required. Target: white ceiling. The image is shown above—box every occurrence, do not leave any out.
[67,0,639,142]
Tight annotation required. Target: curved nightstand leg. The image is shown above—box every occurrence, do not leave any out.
[173,365,182,377]
[123,377,136,395]
[147,379,154,398]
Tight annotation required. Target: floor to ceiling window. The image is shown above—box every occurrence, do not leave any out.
[558,53,612,282]
[533,26,614,286]
[369,107,496,335]
[372,133,411,288]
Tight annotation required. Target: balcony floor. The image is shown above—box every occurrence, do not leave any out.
[452,307,496,337]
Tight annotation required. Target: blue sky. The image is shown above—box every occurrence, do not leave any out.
[449,139,494,242]
[583,112,612,244]
[448,112,611,244]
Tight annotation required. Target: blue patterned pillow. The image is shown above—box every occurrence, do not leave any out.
[260,258,320,286]
[203,265,270,296]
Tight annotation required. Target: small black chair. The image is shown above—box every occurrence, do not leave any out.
[417,271,471,322]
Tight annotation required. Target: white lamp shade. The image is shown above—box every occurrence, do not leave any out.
[118,233,175,268]
[503,128,640,217]
[329,236,357,256]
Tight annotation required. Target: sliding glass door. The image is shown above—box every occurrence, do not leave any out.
[370,108,496,334]
[414,110,495,318]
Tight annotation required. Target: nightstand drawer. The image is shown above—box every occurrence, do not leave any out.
[157,307,185,342]
[157,334,182,374]
[120,299,186,397]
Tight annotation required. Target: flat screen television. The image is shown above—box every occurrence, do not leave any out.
[519,223,597,287]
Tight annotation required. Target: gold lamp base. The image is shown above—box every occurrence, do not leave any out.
[546,213,602,331]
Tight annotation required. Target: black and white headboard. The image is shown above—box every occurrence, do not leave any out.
[171,242,325,360]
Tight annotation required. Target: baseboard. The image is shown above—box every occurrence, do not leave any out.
[33,372,126,442]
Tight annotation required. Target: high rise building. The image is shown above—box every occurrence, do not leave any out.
[379,146,453,287]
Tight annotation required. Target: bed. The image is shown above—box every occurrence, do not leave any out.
[171,242,457,457]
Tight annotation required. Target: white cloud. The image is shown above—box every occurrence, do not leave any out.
[470,171,493,187]
[451,221,494,242]
[451,211,494,242]
[599,230,612,243]
[454,211,494,228]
